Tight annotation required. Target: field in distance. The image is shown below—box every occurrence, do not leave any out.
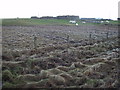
[1,18,119,26]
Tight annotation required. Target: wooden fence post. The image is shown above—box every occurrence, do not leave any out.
[67,35,69,54]
[8,43,14,61]
[89,33,92,39]
[88,33,92,50]
[106,31,109,39]
[33,36,37,50]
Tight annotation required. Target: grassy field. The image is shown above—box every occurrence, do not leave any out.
[2,18,71,26]
[1,18,119,26]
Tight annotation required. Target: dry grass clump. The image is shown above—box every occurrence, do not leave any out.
[56,66,70,72]
[47,68,65,75]
[85,79,105,88]
[103,59,116,66]
[2,61,24,74]
[69,62,87,70]
[74,76,87,86]
[23,78,57,88]
[2,51,14,61]
[49,75,66,85]
[83,62,103,76]
[82,58,106,65]
[2,70,14,82]
[73,62,88,68]
[16,74,40,82]
[39,70,54,79]
[83,67,94,76]
[59,73,73,82]
[75,50,95,59]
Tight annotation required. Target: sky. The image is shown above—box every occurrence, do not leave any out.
[0,0,119,20]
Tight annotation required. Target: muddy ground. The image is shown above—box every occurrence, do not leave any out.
[2,24,119,88]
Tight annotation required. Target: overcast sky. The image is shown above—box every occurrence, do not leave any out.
[0,0,119,20]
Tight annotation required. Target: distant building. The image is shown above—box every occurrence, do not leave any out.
[31,16,39,19]
[40,16,56,19]
[80,18,97,23]
[57,15,79,20]
[101,19,112,21]
[39,15,79,20]
[80,18,96,21]
[31,15,79,20]
[80,18,112,23]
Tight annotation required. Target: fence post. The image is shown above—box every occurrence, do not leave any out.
[67,35,69,54]
[106,31,109,39]
[89,33,92,39]
[9,43,14,61]
[67,35,69,42]
[33,36,37,50]
[88,33,92,50]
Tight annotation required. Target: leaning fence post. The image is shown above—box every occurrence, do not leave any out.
[33,36,37,50]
